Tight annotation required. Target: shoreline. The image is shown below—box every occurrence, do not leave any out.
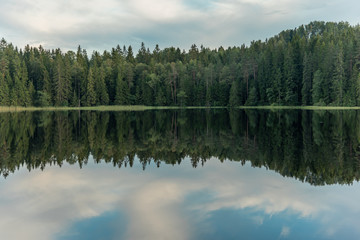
[1,105,360,112]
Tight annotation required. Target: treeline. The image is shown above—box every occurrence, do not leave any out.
[1,109,360,185]
[1,21,360,107]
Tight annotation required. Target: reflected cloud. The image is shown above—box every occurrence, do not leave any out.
[280,226,290,238]
[123,181,191,240]
[251,215,264,225]
[0,158,360,239]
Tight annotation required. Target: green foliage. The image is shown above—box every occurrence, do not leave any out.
[0,21,360,107]
[95,65,109,105]
[302,52,312,105]
[332,45,345,105]
[246,87,258,106]
[0,74,10,105]
[114,72,129,105]
[312,70,324,105]
[177,90,187,106]
[155,87,166,106]
[86,68,96,106]
[53,52,71,106]
[1,109,360,186]
[34,91,51,107]
[229,81,240,107]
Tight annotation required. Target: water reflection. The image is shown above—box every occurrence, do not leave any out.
[1,109,360,239]
[0,109,360,185]
[1,160,359,240]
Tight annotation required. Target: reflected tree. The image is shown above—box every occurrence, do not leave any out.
[0,109,360,185]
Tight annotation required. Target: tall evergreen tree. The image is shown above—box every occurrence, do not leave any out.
[0,21,360,108]
[115,72,129,105]
[302,52,313,105]
[53,52,71,106]
[95,65,109,105]
[229,80,240,107]
[332,45,345,105]
[86,68,96,106]
[312,70,325,105]
[284,47,298,105]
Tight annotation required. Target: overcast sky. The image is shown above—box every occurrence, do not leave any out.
[1,0,360,52]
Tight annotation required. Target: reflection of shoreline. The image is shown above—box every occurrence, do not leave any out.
[1,160,359,240]
[0,110,359,185]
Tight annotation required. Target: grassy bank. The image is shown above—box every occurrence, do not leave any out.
[0,105,154,112]
[1,105,360,112]
[237,106,360,110]
[0,105,226,112]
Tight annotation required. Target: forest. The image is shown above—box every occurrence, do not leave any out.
[0,109,359,185]
[1,21,360,107]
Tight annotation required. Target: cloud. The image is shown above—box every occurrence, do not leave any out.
[280,226,290,238]
[0,166,121,240]
[122,181,192,240]
[0,0,360,51]
[0,158,360,240]
[125,0,186,22]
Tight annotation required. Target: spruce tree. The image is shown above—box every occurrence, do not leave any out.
[115,72,128,105]
[229,80,240,107]
[312,70,324,105]
[302,52,313,105]
[20,60,31,106]
[332,45,345,106]
[86,68,96,106]
[0,72,10,105]
[95,65,109,105]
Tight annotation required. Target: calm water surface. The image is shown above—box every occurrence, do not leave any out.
[0,109,360,240]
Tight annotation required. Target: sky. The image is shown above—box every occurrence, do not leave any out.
[1,0,360,52]
[1,159,360,240]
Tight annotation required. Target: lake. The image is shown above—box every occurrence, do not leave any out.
[0,109,360,240]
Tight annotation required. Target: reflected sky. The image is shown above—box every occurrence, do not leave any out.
[0,157,359,240]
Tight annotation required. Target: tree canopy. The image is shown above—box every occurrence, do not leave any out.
[0,109,359,186]
[1,21,360,107]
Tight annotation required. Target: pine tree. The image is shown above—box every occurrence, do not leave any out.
[246,87,258,106]
[137,42,149,64]
[53,53,70,106]
[347,68,358,106]
[76,46,89,106]
[302,52,313,105]
[0,57,11,105]
[155,87,166,106]
[0,71,10,105]
[177,90,187,106]
[19,60,31,106]
[332,45,345,105]
[229,80,240,107]
[86,68,96,106]
[10,54,22,106]
[312,70,325,105]
[28,80,35,106]
[42,67,52,101]
[95,65,109,105]
[126,46,135,64]
[284,47,298,105]
[114,72,128,105]
[70,90,78,107]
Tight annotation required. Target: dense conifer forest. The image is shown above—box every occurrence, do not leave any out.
[1,110,359,185]
[1,21,360,107]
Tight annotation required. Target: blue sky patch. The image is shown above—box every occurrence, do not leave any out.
[56,211,127,240]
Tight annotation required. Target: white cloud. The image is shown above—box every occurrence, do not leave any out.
[280,226,290,238]
[0,0,360,51]
[0,158,360,240]
[123,181,192,240]
[126,0,186,22]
